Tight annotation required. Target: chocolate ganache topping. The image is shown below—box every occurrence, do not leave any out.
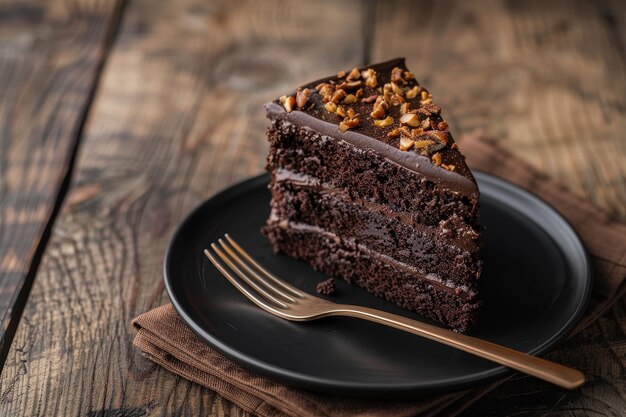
[264,58,478,199]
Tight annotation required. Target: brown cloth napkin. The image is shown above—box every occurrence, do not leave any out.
[132,134,626,417]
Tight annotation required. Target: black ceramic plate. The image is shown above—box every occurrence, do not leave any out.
[164,171,591,397]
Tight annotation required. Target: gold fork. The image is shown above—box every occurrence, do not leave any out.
[204,234,585,389]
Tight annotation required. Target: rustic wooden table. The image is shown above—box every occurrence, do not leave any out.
[0,0,624,415]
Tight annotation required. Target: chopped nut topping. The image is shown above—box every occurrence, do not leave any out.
[423,103,441,114]
[331,89,347,104]
[336,105,347,117]
[360,68,378,88]
[339,80,362,90]
[355,88,364,99]
[421,90,430,101]
[387,128,401,138]
[420,90,433,105]
[279,95,288,104]
[374,116,394,127]
[400,102,411,114]
[421,118,432,129]
[383,83,393,95]
[403,70,415,81]
[347,67,361,81]
[399,136,414,151]
[370,96,388,119]
[441,164,455,171]
[400,113,420,127]
[317,83,335,102]
[365,74,378,88]
[339,109,360,133]
[296,88,310,108]
[451,143,459,150]
[391,67,404,84]
[432,152,442,166]
[437,121,449,131]
[391,82,403,95]
[340,116,360,132]
[370,106,385,119]
[337,70,346,78]
[343,94,356,104]
[362,94,378,103]
[382,92,393,106]
[398,126,413,137]
[324,102,337,113]
[406,86,420,99]
[282,96,296,112]
[413,140,434,148]
[390,93,404,106]
[345,118,360,128]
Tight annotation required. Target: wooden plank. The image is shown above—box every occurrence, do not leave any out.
[370,0,626,415]
[0,0,366,415]
[0,0,123,363]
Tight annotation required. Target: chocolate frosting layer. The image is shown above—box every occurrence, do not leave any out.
[268,219,476,300]
[273,168,480,252]
[265,58,479,197]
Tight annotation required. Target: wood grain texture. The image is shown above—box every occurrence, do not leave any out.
[0,0,366,415]
[0,0,122,361]
[370,0,626,415]
[0,0,624,416]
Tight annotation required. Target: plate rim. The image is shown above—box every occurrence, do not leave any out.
[163,171,593,396]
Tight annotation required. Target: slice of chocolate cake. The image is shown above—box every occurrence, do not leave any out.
[262,58,482,332]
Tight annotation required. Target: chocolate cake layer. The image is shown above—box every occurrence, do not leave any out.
[268,180,481,286]
[263,221,480,333]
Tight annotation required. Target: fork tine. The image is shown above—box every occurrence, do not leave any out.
[204,249,284,313]
[217,239,296,303]
[208,244,290,309]
[224,234,305,298]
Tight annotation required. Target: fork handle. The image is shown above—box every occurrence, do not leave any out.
[334,305,585,389]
